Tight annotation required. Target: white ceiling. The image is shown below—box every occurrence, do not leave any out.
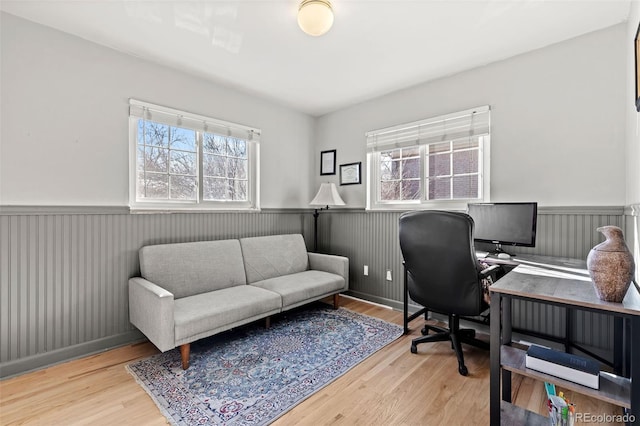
[0,0,632,116]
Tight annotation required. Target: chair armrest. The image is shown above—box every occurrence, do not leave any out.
[479,264,502,280]
[128,277,175,352]
[308,252,349,290]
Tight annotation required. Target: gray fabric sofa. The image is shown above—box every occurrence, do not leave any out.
[128,234,349,369]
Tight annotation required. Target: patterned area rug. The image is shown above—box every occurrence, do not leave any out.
[127,304,403,426]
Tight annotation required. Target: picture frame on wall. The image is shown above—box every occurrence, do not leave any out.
[340,162,361,185]
[635,21,640,112]
[320,150,336,175]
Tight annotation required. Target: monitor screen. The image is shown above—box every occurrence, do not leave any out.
[467,202,538,249]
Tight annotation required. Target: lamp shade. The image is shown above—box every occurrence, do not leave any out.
[310,183,345,207]
[297,0,334,36]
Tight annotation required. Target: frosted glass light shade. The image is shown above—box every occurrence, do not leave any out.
[310,183,345,207]
[297,0,334,36]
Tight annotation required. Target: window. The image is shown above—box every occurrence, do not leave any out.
[366,106,490,210]
[129,100,260,210]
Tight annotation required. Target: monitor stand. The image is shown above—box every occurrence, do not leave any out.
[491,243,515,257]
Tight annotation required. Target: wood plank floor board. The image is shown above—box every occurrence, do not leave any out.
[0,297,623,425]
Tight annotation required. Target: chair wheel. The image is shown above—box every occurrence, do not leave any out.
[458,365,468,376]
[421,326,429,336]
[410,344,417,354]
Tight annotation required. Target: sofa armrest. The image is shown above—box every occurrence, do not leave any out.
[308,252,349,290]
[128,277,175,352]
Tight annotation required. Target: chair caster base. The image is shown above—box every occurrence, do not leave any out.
[410,344,417,354]
[421,326,429,336]
[458,365,468,376]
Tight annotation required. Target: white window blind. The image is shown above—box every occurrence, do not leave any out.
[366,106,490,152]
[129,99,260,142]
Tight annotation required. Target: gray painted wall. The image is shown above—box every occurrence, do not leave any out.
[2,206,634,377]
[318,207,626,304]
[318,206,634,362]
[0,208,314,377]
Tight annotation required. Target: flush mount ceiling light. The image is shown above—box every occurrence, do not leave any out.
[297,0,334,36]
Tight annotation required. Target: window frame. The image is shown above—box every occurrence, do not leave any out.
[366,107,490,211]
[128,99,260,212]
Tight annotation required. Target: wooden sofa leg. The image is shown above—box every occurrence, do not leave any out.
[265,316,271,329]
[180,343,190,370]
[333,294,340,309]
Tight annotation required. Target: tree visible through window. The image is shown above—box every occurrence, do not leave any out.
[129,99,259,210]
[202,133,248,201]
[380,147,420,201]
[137,121,197,200]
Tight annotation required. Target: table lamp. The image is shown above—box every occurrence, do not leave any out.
[310,182,345,252]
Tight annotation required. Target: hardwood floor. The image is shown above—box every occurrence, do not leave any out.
[0,297,622,425]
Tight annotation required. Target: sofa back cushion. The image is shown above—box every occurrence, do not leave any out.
[139,239,246,299]
[240,234,309,284]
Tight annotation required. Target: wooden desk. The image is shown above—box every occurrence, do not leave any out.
[489,256,640,424]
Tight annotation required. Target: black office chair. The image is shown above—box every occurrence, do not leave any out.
[399,210,499,376]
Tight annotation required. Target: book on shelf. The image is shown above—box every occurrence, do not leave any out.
[525,345,600,389]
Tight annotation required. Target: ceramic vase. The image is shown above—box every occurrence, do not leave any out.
[586,226,635,303]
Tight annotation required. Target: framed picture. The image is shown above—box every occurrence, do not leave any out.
[320,150,336,175]
[635,21,640,112]
[340,162,361,185]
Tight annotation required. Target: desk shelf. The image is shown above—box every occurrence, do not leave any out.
[500,401,547,425]
[489,255,640,425]
[501,346,631,408]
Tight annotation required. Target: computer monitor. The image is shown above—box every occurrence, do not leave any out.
[467,202,538,255]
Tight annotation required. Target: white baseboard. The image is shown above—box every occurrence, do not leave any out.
[341,293,393,310]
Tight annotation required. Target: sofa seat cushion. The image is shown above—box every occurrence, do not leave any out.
[174,285,281,343]
[251,270,345,308]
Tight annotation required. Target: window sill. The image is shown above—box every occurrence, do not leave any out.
[367,200,479,212]
[129,206,261,214]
